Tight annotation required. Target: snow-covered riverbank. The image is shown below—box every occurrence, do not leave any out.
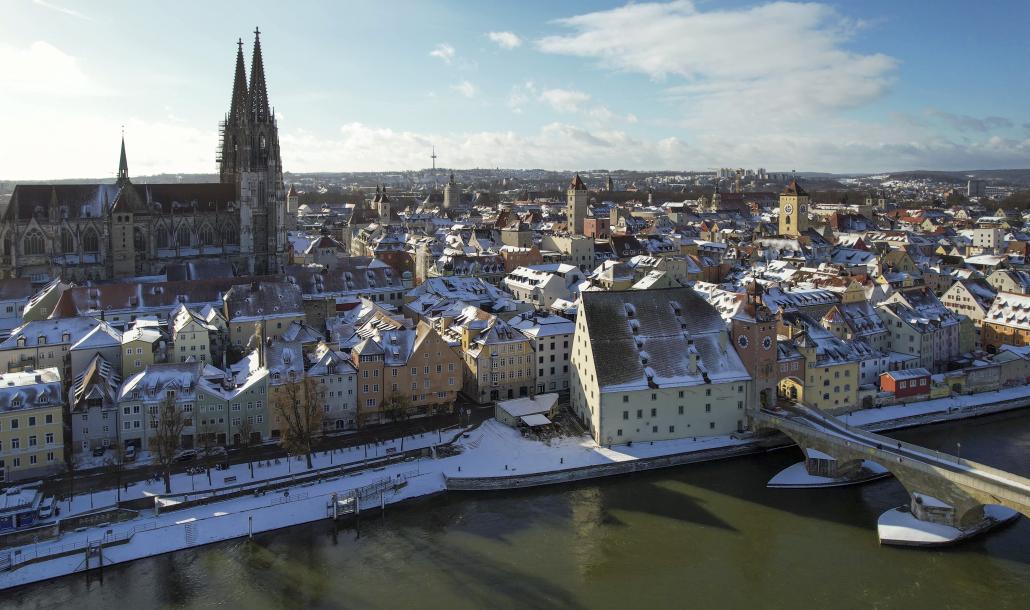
[2,389,1029,590]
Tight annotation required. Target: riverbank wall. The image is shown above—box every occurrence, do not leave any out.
[445,393,1030,492]
[3,392,1030,591]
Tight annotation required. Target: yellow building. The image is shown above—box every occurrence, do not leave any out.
[778,180,810,237]
[171,303,215,364]
[121,324,162,379]
[445,306,535,404]
[0,368,64,482]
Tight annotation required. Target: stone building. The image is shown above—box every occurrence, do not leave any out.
[0,30,288,283]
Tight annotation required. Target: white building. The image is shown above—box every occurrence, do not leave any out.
[510,312,576,394]
[502,264,586,311]
[571,287,752,445]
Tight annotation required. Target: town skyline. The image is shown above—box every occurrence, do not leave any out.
[3,0,1030,179]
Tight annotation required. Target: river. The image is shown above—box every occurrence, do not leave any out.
[9,411,1030,609]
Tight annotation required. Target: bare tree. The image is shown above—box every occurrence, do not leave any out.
[238,415,255,450]
[104,444,127,503]
[383,392,411,424]
[150,395,186,494]
[273,376,323,469]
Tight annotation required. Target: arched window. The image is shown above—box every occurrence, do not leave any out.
[223,224,238,245]
[176,225,191,248]
[134,227,146,253]
[82,228,99,253]
[60,229,75,253]
[199,225,214,246]
[156,226,170,249]
[23,230,46,255]
[2,235,10,257]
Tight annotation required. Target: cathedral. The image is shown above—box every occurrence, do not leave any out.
[0,29,288,283]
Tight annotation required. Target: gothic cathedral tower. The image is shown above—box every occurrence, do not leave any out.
[219,29,287,274]
[778,179,809,237]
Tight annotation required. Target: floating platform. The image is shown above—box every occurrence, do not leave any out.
[878,505,1020,547]
[767,460,891,488]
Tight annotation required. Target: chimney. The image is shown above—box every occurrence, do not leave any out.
[687,340,698,375]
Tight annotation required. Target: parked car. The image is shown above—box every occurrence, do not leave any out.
[204,446,228,458]
[174,450,198,463]
[38,497,55,519]
[124,445,137,462]
[92,446,106,457]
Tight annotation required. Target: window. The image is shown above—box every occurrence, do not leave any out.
[23,230,46,255]
[622,395,629,403]
[669,426,675,433]
[623,411,629,420]
[650,408,657,417]
[636,409,642,419]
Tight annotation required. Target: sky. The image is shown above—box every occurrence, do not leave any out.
[2,0,1030,179]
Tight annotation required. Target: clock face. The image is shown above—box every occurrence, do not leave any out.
[784,204,794,214]
[762,336,773,350]
[737,335,749,348]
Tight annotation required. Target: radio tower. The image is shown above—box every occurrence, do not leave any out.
[430,146,439,187]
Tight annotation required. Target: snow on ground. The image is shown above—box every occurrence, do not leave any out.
[441,419,748,478]
[0,456,448,590]
[60,430,446,517]
[768,461,889,488]
[842,386,1030,427]
[5,387,1030,590]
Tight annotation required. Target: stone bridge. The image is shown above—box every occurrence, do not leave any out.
[756,404,1030,532]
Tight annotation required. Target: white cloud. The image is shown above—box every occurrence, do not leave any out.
[539,88,591,113]
[487,31,522,49]
[507,81,537,113]
[279,121,693,172]
[452,80,478,98]
[0,114,215,180]
[538,1,897,125]
[0,41,110,97]
[429,43,456,63]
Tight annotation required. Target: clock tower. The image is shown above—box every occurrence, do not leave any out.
[730,280,779,415]
[778,179,809,237]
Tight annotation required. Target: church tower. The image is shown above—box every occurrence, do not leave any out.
[567,174,588,235]
[116,135,130,187]
[110,135,136,278]
[443,173,460,209]
[778,179,809,237]
[730,280,778,414]
[218,29,287,274]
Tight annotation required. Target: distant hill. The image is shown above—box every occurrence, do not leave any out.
[883,169,1030,186]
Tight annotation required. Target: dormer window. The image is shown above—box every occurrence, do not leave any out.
[37,336,46,346]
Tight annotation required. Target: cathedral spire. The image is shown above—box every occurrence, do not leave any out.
[228,37,248,123]
[249,27,270,123]
[117,131,130,186]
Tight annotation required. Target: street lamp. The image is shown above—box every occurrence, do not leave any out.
[957,442,962,464]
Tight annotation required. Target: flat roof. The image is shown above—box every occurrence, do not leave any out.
[520,413,552,427]
[496,393,559,418]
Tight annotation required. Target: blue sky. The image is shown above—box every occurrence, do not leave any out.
[2,0,1029,179]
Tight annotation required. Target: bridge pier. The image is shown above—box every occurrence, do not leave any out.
[767,437,889,489]
[757,406,1029,547]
